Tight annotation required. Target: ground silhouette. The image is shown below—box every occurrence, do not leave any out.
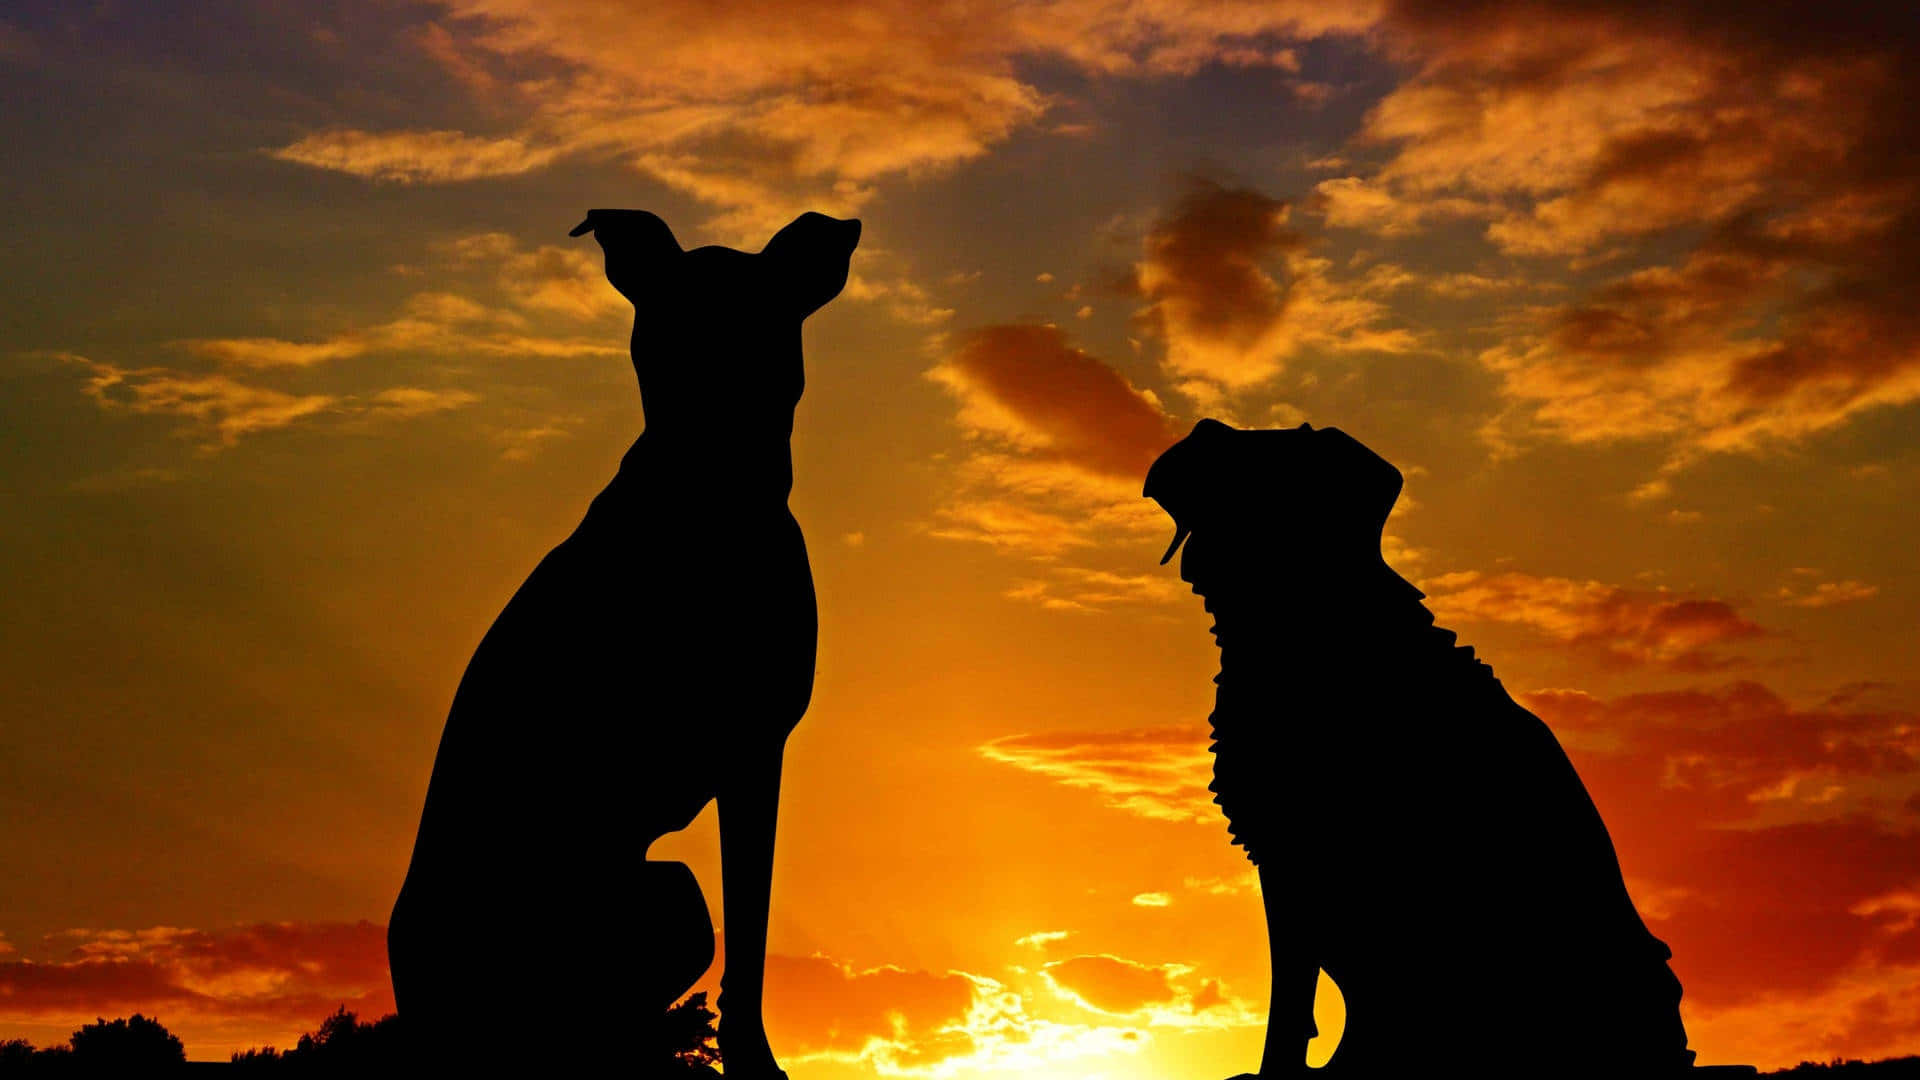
[1145,418,1758,1078]
[7,1007,1910,1074]
[387,208,859,1079]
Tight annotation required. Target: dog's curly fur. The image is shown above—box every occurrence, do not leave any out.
[1148,419,1710,1078]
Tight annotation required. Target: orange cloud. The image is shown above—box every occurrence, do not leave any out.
[1476,237,1920,460]
[764,953,978,1063]
[1043,954,1177,1015]
[1320,3,1920,464]
[752,948,1165,1075]
[1311,175,1491,236]
[269,1,1382,234]
[1423,570,1765,670]
[1039,952,1264,1033]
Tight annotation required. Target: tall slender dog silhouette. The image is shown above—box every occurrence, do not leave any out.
[1146,419,1752,1079]
[388,209,859,1078]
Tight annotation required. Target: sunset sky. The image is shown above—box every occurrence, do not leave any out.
[4,1,1919,1073]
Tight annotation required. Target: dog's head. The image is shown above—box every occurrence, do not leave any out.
[570,209,861,325]
[1144,418,1403,591]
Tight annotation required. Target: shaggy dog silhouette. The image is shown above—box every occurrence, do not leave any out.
[1146,419,1753,1079]
[388,209,859,1078]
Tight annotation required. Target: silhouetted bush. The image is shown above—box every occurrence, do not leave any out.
[228,1007,403,1072]
[0,1016,185,1074]
[1773,1059,1920,1077]
[221,994,718,1073]
[653,992,720,1077]
[70,1015,184,1070]
[0,1044,71,1076]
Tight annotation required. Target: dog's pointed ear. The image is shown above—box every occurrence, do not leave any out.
[762,212,862,318]
[569,209,681,301]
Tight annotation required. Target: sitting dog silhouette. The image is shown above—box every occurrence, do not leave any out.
[1146,419,1753,1079]
[388,208,859,1078]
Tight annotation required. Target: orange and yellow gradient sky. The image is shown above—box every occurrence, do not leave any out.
[4,2,1919,1073]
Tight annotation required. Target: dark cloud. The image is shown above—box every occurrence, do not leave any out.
[926,323,1181,561]
[1124,178,1412,392]
[1530,682,1920,830]
[932,323,1180,482]
[1127,179,1302,365]
[0,922,392,1027]
[1515,679,1920,1054]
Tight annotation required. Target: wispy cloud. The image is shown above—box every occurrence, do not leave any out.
[1774,576,1880,609]
[269,129,563,184]
[979,726,1214,823]
[1004,567,1185,613]
[70,357,476,449]
[61,232,625,449]
[78,362,341,447]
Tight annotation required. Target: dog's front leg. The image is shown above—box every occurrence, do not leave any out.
[1248,860,1320,1079]
[716,740,789,1079]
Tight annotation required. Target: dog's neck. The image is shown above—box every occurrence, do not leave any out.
[621,338,805,506]
[1195,558,1437,658]
[619,425,798,508]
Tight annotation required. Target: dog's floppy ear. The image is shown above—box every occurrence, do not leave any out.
[762,212,862,318]
[1145,418,1237,564]
[569,209,681,301]
[1311,426,1403,534]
